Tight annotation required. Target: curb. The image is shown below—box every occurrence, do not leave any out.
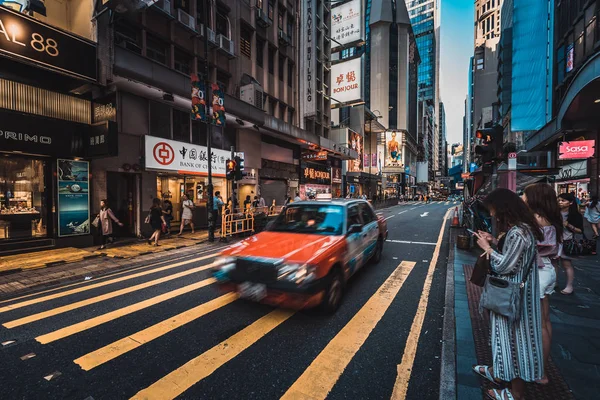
[439,221,457,400]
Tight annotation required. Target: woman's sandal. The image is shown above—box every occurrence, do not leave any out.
[486,388,516,400]
[472,365,500,386]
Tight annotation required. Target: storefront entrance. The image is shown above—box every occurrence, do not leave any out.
[106,172,137,237]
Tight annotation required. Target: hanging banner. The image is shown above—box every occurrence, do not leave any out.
[191,74,206,121]
[211,83,226,126]
[348,129,362,172]
[299,0,317,124]
[57,159,90,237]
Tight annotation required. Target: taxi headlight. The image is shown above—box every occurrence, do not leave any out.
[212,257,236,281]
[278,263,316,284]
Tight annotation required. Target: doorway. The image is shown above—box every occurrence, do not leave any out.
[106,172,137,237]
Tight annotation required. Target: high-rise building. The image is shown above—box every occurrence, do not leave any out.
[439,102,447,175]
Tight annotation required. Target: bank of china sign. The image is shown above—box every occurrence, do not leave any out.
[144,135,230,177]
[331,0,362,47]
[331,57,362,105]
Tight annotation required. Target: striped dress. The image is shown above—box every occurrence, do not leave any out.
[487,225,543,382]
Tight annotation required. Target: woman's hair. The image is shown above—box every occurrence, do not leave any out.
[588,195,599,209]
[559,192,582,224]
[483,188,543,241]
[152,198,161,208]
[164,200,172,205]
[100,199,108,209]
[524,183,563,243]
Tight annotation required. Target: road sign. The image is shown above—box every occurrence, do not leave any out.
[508,152,517,159]
[508,152,517,171]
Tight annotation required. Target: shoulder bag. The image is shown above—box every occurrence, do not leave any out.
[480,230,535,323]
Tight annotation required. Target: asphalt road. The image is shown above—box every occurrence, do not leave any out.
[0,200,457,400]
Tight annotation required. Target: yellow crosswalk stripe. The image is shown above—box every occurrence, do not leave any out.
[130,308,295,400]
[281,260,417,400]
[3,261,218,329]
[391,209,451,400]
[36,277,219,344]
[0,252,219,314]
[73,292,238,370]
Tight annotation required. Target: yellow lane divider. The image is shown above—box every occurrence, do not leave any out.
[74,292,238,370]
[281,260,417,400]
[36,277,220,344]
[390,209,451,400]
[130,309,295,400]
[3,259,219,328]
[0,252,219,314]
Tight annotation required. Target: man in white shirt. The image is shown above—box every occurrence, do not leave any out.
[294,192,302,202]
[258,195,266,208]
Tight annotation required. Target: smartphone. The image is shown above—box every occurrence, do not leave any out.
[466,228,477,236]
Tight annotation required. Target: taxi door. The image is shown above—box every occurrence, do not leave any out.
[359,203,380,261]
[345,203,366,276]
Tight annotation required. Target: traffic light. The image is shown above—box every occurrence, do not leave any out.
[226,159,236,180]
[474,125,504,163]
[234,155,246,181]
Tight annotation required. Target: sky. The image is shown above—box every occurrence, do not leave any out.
[439,0,474,145]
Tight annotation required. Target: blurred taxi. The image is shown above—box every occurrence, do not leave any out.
[212,199,388,313]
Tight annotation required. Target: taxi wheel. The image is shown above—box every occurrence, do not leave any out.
[372,237,383,264]
[322,269,344,314]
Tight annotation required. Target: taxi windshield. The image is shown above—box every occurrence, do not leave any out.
[268,205,344,235]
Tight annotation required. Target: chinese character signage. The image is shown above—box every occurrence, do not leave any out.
[558,140,595,160]
[348,129,362,172]
[385,131,403,167]
[0,6,97,81]
[211,83,226,126]
[331,0,362,47]
[302,151,328,161]
[57,159,90,237]
[331,57,362,104]
[191,74,206,121]
[144,135,230,176]
[300,0,317,122]
[302,164,331,185]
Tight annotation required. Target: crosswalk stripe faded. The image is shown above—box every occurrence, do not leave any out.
[36,277,219,344]
[0,252,220,314]
[73,292,238,370]
[130,308,295,400]
[3,261,218,329]
[281,261,417,400]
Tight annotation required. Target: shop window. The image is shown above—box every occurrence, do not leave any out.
[0,158,47,241]
[256,37,265,68]
[240,25,252,58]
[279,55,285,81]
[268,46,275,74]
[288,63,293,87]
[173,109,191,143]
[268,0,274,21]
[150,101,172,139]
[114,20,142,54]
[146,35,169,65]
[174,49,192,75]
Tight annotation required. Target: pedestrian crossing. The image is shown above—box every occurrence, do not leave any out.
[0,243,444,399]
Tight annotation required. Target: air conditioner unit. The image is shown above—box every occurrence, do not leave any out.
[154,0,171,15]
[206,27,218,47]
[240,83,264,109]
[255,8,272,28]
[278,30,291,46]
[177,8,196,31]
[218,34,235,58]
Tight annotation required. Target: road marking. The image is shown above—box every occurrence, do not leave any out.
[281,261,417,400]
[130,308,295,400]
[36,277,219,344]
[73,292,237,370]
[3,261,219,329]
[391,209,451,400]
[0,252,220,314]
[397,210,408,215]
[386,240,436,246]
[420,212,429,217]
[384,215,396,221]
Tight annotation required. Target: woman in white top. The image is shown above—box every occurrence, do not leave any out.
[584,195,600,238]
[177,193,195,235]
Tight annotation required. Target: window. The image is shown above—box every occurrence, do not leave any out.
[174,49,192,75]
[240,25,252,58]
[288,63,293,87]
[287,17,293,38]
[114,21,141,54]
[216,11,230,38]
[257,0,263,9]
[359,203,375,224]
[288,109,294,124]
[150,101,171,139]
[146,35,168,65]
[216,70,230,93]
[279,103,286,119]
[192,120,207,145]
[256,37,265,68]
[347,205,362,227]
[278,11,284,29]
[269,98,276,115]
[585,6,596,56]
[575,19,585,67]
[197,0,210,28]
[279,55,285,81]
[268,46,275,74]
[175,0,190,13]
[268,0,274,20]
[173,109,191,143]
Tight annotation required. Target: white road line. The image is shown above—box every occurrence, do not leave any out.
[384,215,396,221]
[397,210,408,215]
[386,239,437,246]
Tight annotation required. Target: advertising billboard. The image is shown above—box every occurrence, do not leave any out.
[385,131,403,167]
[331,0,362,48]
[331,57,362,105]
[348,129,362,172]
[57,160,90,237]
[558,140,595,160]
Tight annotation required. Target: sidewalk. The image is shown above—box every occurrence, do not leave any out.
[442,227,600,400]
[0,230,215,298]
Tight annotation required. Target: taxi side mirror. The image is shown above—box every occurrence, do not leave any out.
[347,224,363,235]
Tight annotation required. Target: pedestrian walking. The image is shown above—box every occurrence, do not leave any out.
[177,193,195,235]
[294,192,302,202]
[557,192,583,295]
[472,188,544,400]
[147,198,166,246]
[252,196,259,208]
[213,191,224,228]
[162,200,173,236]
[258,194,266,208]
[243,195,252,210]
[96,199,124,250]
[583,195,600,239]
[523,183,563,385]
